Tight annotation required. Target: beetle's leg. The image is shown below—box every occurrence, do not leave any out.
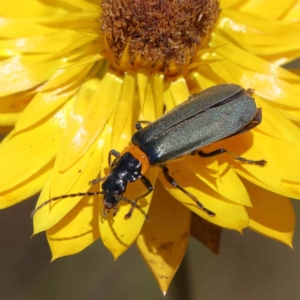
[198,149,266,166]
[89,149,120,185]
[161,166,215,217]
[108,149,120,166]
[113,205,119,217]
[124,175,153,219]
[89,177,106,185]
[135,121,152,130]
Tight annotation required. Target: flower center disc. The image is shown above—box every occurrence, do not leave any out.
[100,0,220,76]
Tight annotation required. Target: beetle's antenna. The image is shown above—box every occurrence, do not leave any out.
[30,191,105,218]
[121,196,149,220]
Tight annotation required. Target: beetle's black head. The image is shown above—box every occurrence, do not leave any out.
[100,152,143,212]
[101,173,126,209]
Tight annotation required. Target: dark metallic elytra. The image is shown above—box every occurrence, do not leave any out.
[31,84,267,220]
[132,84,258,164]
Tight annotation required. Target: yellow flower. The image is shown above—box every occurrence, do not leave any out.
[1,0,300,292]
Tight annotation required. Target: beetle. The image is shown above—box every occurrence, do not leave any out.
[31,84,266,219]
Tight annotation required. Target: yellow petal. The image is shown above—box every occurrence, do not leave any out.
[163,84,176,112]
[0,113,21,126]
[1,0,70,18]
[216,160,251,206]
[0,30,94,55]
[0,90,31,126]
[253,133,300,195]
[137,72,149,116]
[47,190,100,261]
[242,178,295,247]
[0,161,52,208]
[14,64,93,132]
[0,56,61,97]
[184,154,220,191]
[189,70,218,93]
[0,99,72,193]
[0,0,98,18]
[138,73,164,121]
[59,72,122,171]
[32,123,106,234]
[99,168,158,259]
[140,76,156,121]
[282,2,300,21]
[219,10,300,56]
[185,155,252,207]
[168,75,190,106]
[222,0,245,9]
[211,33,300,82]
[112,72,137,147]
[254,97,300,151]
[218,130,300,199]
[152,73,165,119]
[239,0,297,20]
[136,180,191,293]
[0,20,55,39]
[50,132,99,199]
[159,161,249,231]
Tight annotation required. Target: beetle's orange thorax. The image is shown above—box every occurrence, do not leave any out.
[121,146,150,175]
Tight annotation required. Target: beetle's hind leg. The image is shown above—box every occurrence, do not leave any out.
[198,149,266,166]
[161,166,215,217]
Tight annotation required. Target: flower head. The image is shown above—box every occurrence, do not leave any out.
[101,0,219,75]
[0,0,300,292]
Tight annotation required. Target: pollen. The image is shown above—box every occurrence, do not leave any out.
[100,0,220,75]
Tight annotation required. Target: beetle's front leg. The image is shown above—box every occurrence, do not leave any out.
[124,175,153,219]
[89,149,121,185]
